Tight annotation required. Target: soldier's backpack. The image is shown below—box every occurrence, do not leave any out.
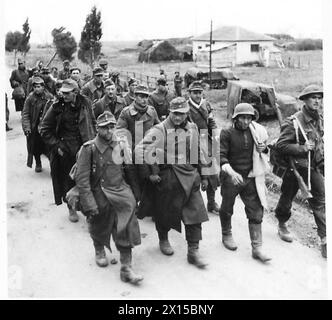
[66,142,97,213]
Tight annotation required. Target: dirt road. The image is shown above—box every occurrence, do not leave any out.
[6,75,327,299]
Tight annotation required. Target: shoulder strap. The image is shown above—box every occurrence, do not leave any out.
[293,116,308,143]
[91,143,97,174]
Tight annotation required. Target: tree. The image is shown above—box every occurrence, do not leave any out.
[5,31,23,64]
[19,18,31,57]
[51,27,77,62]
[78,6,102,66]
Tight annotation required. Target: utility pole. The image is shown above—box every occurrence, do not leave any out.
[209,20,212,88]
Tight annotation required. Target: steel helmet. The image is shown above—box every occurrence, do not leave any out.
[232,103,258,120]
[298,84,323,101]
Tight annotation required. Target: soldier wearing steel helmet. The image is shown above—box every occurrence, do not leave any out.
[274,84,326,258]
[22,76,53,172]
[219,102,271,263]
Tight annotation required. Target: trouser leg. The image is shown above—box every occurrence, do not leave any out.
[275,170,299,223]
[305,168,326,239]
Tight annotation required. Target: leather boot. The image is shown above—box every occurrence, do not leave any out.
[249,223,271,263]
[278,222,293,242]
[207,201,220,215]
[94,245,108,267]
[68,206,79,223]
[321,237,327,259]
[35,157,42,173]
[220,215,238,251]
[158,232,174,256]
[207,188,220,215]
[187,242,208,269]
[120,249,143,285]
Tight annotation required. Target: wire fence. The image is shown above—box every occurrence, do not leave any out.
[121,71,174,91]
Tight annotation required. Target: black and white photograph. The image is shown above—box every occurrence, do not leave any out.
[1,0,330,301]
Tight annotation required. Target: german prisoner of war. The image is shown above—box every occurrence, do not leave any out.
[187,80,220,215]
[219,103,271,262]
[7,49,327,290]
[40,79,96,222]
[92,79,126,120]
[10,58,29,112]
[274,84,326,258]
[135,97,209,268]
[148,77,175,121]
[75,111,143,285]
[22,76,53,172]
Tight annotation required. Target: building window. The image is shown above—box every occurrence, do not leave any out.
[251,44,259,52]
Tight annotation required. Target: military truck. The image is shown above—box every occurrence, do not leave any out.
[184,67,238,89]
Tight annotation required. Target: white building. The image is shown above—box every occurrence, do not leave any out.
[193,26,277,67]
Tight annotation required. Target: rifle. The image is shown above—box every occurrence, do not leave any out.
[45,52,58,68]
[271,95,313,199]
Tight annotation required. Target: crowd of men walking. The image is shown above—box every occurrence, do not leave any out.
[7,56,326,286]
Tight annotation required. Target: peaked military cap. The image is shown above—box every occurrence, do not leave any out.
[188,80,204,91]
[134,85,150,95]
[93,67,104,76]
[169,97,189,113]
[32,76,45,85]
[60,78,79,92]
[104,79,115,88]
[97,111,117,127]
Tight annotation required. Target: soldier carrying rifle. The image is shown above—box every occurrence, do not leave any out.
[274,84,326,258]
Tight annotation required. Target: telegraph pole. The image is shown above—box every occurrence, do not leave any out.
[209,20,212,87]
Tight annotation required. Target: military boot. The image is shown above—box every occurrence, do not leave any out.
[220,215,238,251]
[68,206,79,223]
[278,222,293,242]
[207,188,220,215]
[187,242,208,269]
[120,249,143,285]
[158,232,174,256]
[94,245,108,267]
[249,223,271,263]
[321,237,327,259]
[207,201,220,215]
[35,157,42,173]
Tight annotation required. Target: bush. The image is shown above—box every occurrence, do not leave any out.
[288,39,322,51]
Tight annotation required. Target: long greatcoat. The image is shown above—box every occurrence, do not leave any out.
[40,94,96,205]
[188,98,220,187]
[75,136,141,249]
[135,117,209,232]
[9,68,29,111]
[22,90,54,167]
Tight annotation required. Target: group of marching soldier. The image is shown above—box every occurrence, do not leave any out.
[8,56,325,286]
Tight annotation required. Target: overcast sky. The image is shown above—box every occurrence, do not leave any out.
[4,0,324,43]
